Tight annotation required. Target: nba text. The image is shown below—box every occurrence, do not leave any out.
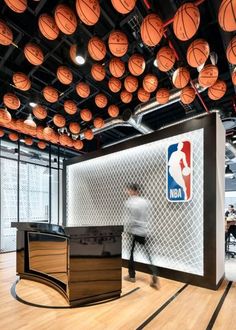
[169,188,182,199]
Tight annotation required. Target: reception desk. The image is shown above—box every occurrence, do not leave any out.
[11,222,123,306]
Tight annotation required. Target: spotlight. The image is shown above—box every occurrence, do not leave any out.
[153,59,158,67]
[29,102,37,107]
[24,114,36,128]
[75,55,85,65]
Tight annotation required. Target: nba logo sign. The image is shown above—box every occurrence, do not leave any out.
[167,140,192,202]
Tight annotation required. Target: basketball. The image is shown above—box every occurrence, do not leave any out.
[198,64,219,87]
[36,126,44,139]
[73,139,83,150]
[43,86,59,103]
[4,0,27,13]
[93,117,104,128]
[226,36,236,64]
[32,105,47,120]
[69,122,80,134]
[108,30,128,57]
[156,88,170,104]
[143,74,158,93]
[111,0,136,14]
[124,75,138,93]
[137,88,150,102]
[24,137,33,146]
[218,0,236,32]
[180,86,196,104]
[95,93,108,108]
[182,166,191,176]
[38,13,59,40]
[64,100,77,115]
[76,0,100,25]
[53,114,66,128]
[54,4,77,35]
[69,44,78,64]
[156,46,175,72]
[0,20,13,46]
[140,13,164,47]
[108,104,119,117]
[108,77,122,93]
[187,39,210,68]
[76,82,90,98]
[0,108,11,123]
[128,54,146,76]
[59,134,69,146]
[57,66,73,85]
[172,67,190,89]
[88,36,106,61]
[173,3,200,41]
[232,69,236,85]
[8,132,19,142]
[109,58,125,78]
[24,43,44,65]
[208,80,227,100]
[43,127,54,141]
[84,129,94,140]
[91,63,106,81]
[38,141,46,150]
[12,72,31,91]
[120,90,132,103]
[3,93,20,110]
[0,129,4,137]
[80,109,92,122]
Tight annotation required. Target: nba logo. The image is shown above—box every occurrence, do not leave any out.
[167,140,192,202]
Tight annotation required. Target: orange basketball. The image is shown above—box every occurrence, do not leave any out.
[172,67,190,89]
[24,43,44,65]
[143,74,158,93]
[111,0,136,14]
[43,127,54,141]
[93,117,104,128]
[198,64,219,87]
[36,126,44,139]
[0,108,11,124]
[187,39,210,68]
[8,132,19,142]
[88,36,106,61]
[208,80,227,100]
[109,58,125,78]
[38,13,59,40]
[95,93,108,108]
[12,72,31,91]
[137,88,150,102]
[128,54,146,76]
[43,86,59,103]
[80,109,92,122]
[156,46,175,72]
[124,75,138,93]
[54,4,77,35]
[120,90,132,103]
[84,129,94,140]
[76,0,100,25]
[173,3,200,41]
[140,14,164,47]
[69,122,80,134]
[156,88,170,104]
[3,93,20,110]
[76,82,90,98]
[218,0,236,32]
[232,69,236,85]
[108,30,128,57]
[59,134,70,146]
[57,66,73,85]
[38,141,47,149]
[0,20,13,46]
[180,86,196,104]
[24,137,33,146]
[64,100,77,115]
[73,139,83,150]
[0,129,4,137]
[91,63,106,81]
[33,105,47,120]
[108,77,122,93]
[226,36,236,65]
[108,104,119,118]
[4,0,27,13]
[53,114,66,127]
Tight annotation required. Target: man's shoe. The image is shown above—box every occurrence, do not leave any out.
[124,275,136,283]
[150,276,160,289]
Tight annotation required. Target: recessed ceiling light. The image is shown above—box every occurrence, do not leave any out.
[75,55,85,65]
[153,59,157,67]
[29,102,37,107]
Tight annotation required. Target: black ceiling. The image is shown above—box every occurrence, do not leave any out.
[0,0,235,153]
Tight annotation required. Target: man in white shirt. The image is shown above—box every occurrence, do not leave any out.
[124,183,159,289]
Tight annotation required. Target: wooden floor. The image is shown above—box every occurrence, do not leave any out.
[0,253,236,330]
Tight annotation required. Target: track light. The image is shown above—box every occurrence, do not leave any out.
[29,102,37,107]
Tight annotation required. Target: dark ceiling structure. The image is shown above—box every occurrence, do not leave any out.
[0,0,235,154]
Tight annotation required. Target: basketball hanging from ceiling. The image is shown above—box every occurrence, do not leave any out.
[88,37,106,61]
[38,13,59,40]
[43,86,59,103]
[24,137,33,146]
[186,39,210,68]
[140,13,164,47]
[0,20,13,46]
[226,36,236,64]
[111,0,136,14]
[93,117,105,128]
[156,46,175,72]
[12,72,31,91]
[172,67,190,89]
[143,74,158,93]
[108,30,128,57]
[76,82,90,98]
[53,114,66,128]
[108,77,122,93]
[38,141,46,150]
[128,54,146,76]
[173,3,200,41]
[80,109,92,122]
[4,0,27,13]
[208,80,227,100]
[137,88,150,103]
[76,0,100,25]
[109,58,125,78]
[8,132,19,142]
[0,129,4,137]
[198,64,219,87]
[32,105,47,120]
[54,4,77,35]
[64,100,77,115]
[124,75,138,93]
[156,88,170,104]
[108,104,119,118]
[84,129,94,140]
[180,86,196,104]
[57,66,73,85]
[218,0,236,32]
[73,140,83,150]
[36,126,44,139]
[120,90,132,103]
[91,63,106,81]
[69,122,80,134]
[24,43,44,65]
[3,92,21,110]
[95,93,108,108]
